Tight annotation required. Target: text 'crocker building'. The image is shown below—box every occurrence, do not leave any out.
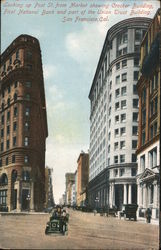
[88,17,151,210]
[0,35,48,212]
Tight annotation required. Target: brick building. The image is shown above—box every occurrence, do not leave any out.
[65,172,75,205]
[136,9,160,220]
[76,151,89,206]
[0,35,48,212]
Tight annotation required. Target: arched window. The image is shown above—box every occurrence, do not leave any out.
[7,98,10,106]
[1,173,8,186]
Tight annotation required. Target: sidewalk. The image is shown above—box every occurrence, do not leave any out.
[118,215,159,225]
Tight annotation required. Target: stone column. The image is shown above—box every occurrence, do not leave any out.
[111,184,114,207]
[128,184,132,204]
[143,184,147,208]
[153,181,158,208]
[109,184,112,208]
[123,184,127,204]
[112,184,115,206]
[16,181,21,212]
[30,182,34,211]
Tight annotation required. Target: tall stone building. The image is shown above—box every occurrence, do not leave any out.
[88,18,151,210]
[76,151,89,206]
[45,167,55,208]
[0,35,48,212]
[136,9,160,220]
[65,172,75,205]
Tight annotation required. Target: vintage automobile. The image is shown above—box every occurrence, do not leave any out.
[45,210,69,235]
[121,204,138,221]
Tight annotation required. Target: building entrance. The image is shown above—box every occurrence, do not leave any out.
[13,190,17,210]
[115,184,123,210]
[22,189,30,211]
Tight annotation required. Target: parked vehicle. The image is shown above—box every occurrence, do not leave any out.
[121,204,138,221]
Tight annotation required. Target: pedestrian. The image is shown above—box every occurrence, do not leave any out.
[145,208,152,223]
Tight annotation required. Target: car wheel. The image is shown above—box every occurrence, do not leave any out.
[45,228,49,235]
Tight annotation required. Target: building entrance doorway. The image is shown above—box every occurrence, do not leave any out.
[13,190,17,209]
[115,184,123,210]
[132,184,137,204]
[21,189,30,211]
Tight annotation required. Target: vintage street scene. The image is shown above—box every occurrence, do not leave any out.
[0,0,160,249]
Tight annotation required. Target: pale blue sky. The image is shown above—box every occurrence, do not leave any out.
[1,0,160,203]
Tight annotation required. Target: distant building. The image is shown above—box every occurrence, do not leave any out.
[65,172,75,205]
[0,35,48,212]
[59,193,65,206]
[45,167,54,208]
[136,9,160,220]
[76,151,89,206]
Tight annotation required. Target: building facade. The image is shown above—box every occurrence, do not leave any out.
[76,152,89,206]
[136,9,160,219]
[44,167,55,208]
[0,35,48,212]
[88,18,151,210]
[65,172,75,205]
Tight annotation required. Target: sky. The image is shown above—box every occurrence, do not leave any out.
[1,0,160,203]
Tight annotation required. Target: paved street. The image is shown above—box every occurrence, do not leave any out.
[0,209,159,249]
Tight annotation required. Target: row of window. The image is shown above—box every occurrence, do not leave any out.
[1,121,29,138]
[1,81,32,99]
[1,107,30,126]
[107,153,137,166]
[0,137,29,152]
[0,155,29,167]
[113,167,136,177]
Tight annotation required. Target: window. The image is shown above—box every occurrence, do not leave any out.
[24,155,29,163]
[120,155,125,163]
[109,94,112,102]
[132,154,137,162]
[1,115,4,125]
[134,58,139,66]
[116,75,120,84]
[115,102,119,111]
[115,88,120,98]
[134,45,140,52]
[108,145,110,153]
[115,115,119,123]
[1,142,4,152]
[114,155,118,164]
[110,81,112,89]
[123,47,127,54]
[9,57,12,65]
[142,109,146,124]
[25,82,32,88]
[135,29,142,41]
[116,63,120,70]
[121,113,126,122]
[0,158,2,167]
[22,171,30,181]
[7,98,10,106]
[13,122,17,131]
[132,126,138,136]
[7,125,10,135]
[13,137,16,147]
[134,71,139,81]
[140,155,145,172]
[25,107,30,116]
[26,64,32,70]
[133,85,137,95]
[115,129,119,137]
[121,86,127,96]
[8,86,11,93]
[26,94,30,101]
[120,127,126,136]
[122,60,127,68]
[0,190,7,206]
[149,147,157,168]
[114,142,118,150]
[131,168,136,176]
[26,51,32,59]
[14,93,17,102]
[24,137,29,146]
[6,140,10,150]
[122,73,127,82]
[132,140,137,149]
[12,155,15,163]
[120,169,124,177]
[16,50,19,59]
[133,99,139,108]
[120,141,125,149]
[14,107,18,117]
[1,103,4,111]
[25,122,29,131]
[121,100,126,109]
[133,112,138,122]
[1,129,4,138]
[109,107,111,116]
